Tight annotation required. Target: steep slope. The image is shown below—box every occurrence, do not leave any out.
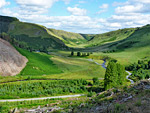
[0,15,92,50]
[0,15,67,51]
[48,28,88,47]
[0,15,19,33]
[0,38,28,76]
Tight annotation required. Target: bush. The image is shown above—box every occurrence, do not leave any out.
[92,77,99,85]
[87,91,96,97]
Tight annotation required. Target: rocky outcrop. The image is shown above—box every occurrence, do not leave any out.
[0,38,28,76]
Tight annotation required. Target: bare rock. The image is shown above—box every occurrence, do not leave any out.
[0,38,28,76]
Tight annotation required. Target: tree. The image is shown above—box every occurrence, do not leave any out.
[117,63,126,85]
[71,51,74,56]
[104,62,126,90]
[104,62,115,90]
[77,52,81,56]
[87,53,90,56]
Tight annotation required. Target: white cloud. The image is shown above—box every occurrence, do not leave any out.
[14,0,59,15]
[115,0,150,14]
[15,0,58,8]
[112,1,129,6]
[99,4,108,9]
[0,0,10,8]
[67,7,87,16]
[97,4,109,14]
[105,0,150,30]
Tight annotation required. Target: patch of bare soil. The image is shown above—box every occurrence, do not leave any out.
[0,38,28,76]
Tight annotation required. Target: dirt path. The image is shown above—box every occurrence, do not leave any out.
[0,94,84,102]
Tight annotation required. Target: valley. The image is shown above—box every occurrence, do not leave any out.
[0,15,150,112]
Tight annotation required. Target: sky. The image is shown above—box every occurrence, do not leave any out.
[0,0,150,34]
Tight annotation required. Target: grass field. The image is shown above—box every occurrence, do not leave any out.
[16,48,62,76]
[91,46,150,66]
[49,54,105,79]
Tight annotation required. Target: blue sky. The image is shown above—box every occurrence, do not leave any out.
[0,0,150,34]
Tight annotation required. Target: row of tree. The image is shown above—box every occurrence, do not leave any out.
[104,61,126,90]
[71,51,92,57]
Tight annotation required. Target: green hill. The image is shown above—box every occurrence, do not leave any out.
[0,15,67,51]
[111,24,150,51]
[81,25,150,52]
[86,28,136,47]
[0,15,93,50]
[48,28,89,47]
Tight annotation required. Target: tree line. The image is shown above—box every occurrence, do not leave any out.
[70,51,92,57]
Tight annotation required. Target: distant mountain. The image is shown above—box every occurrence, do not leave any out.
[0,38,28,76]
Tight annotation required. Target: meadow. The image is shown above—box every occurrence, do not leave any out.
[91,46,150,66]
[16,48,62,76]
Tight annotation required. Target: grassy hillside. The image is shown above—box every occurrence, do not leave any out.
[7,21,67,50]
[111,24,150,51]
[86,28,136,47]
[80,34,95,40]
[16,48,62,76]
[0,15,90,50]
[48,28,88,47]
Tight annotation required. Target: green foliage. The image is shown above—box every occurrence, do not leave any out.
[0,79,88,99]
[16,48,62,76]
[92,77,99,85]
[77,52,81,56]
[127,60,150,81]
[104,62,126,90]
[117,64,126,85]
[71,51,74,56]
[87,91,96,97]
